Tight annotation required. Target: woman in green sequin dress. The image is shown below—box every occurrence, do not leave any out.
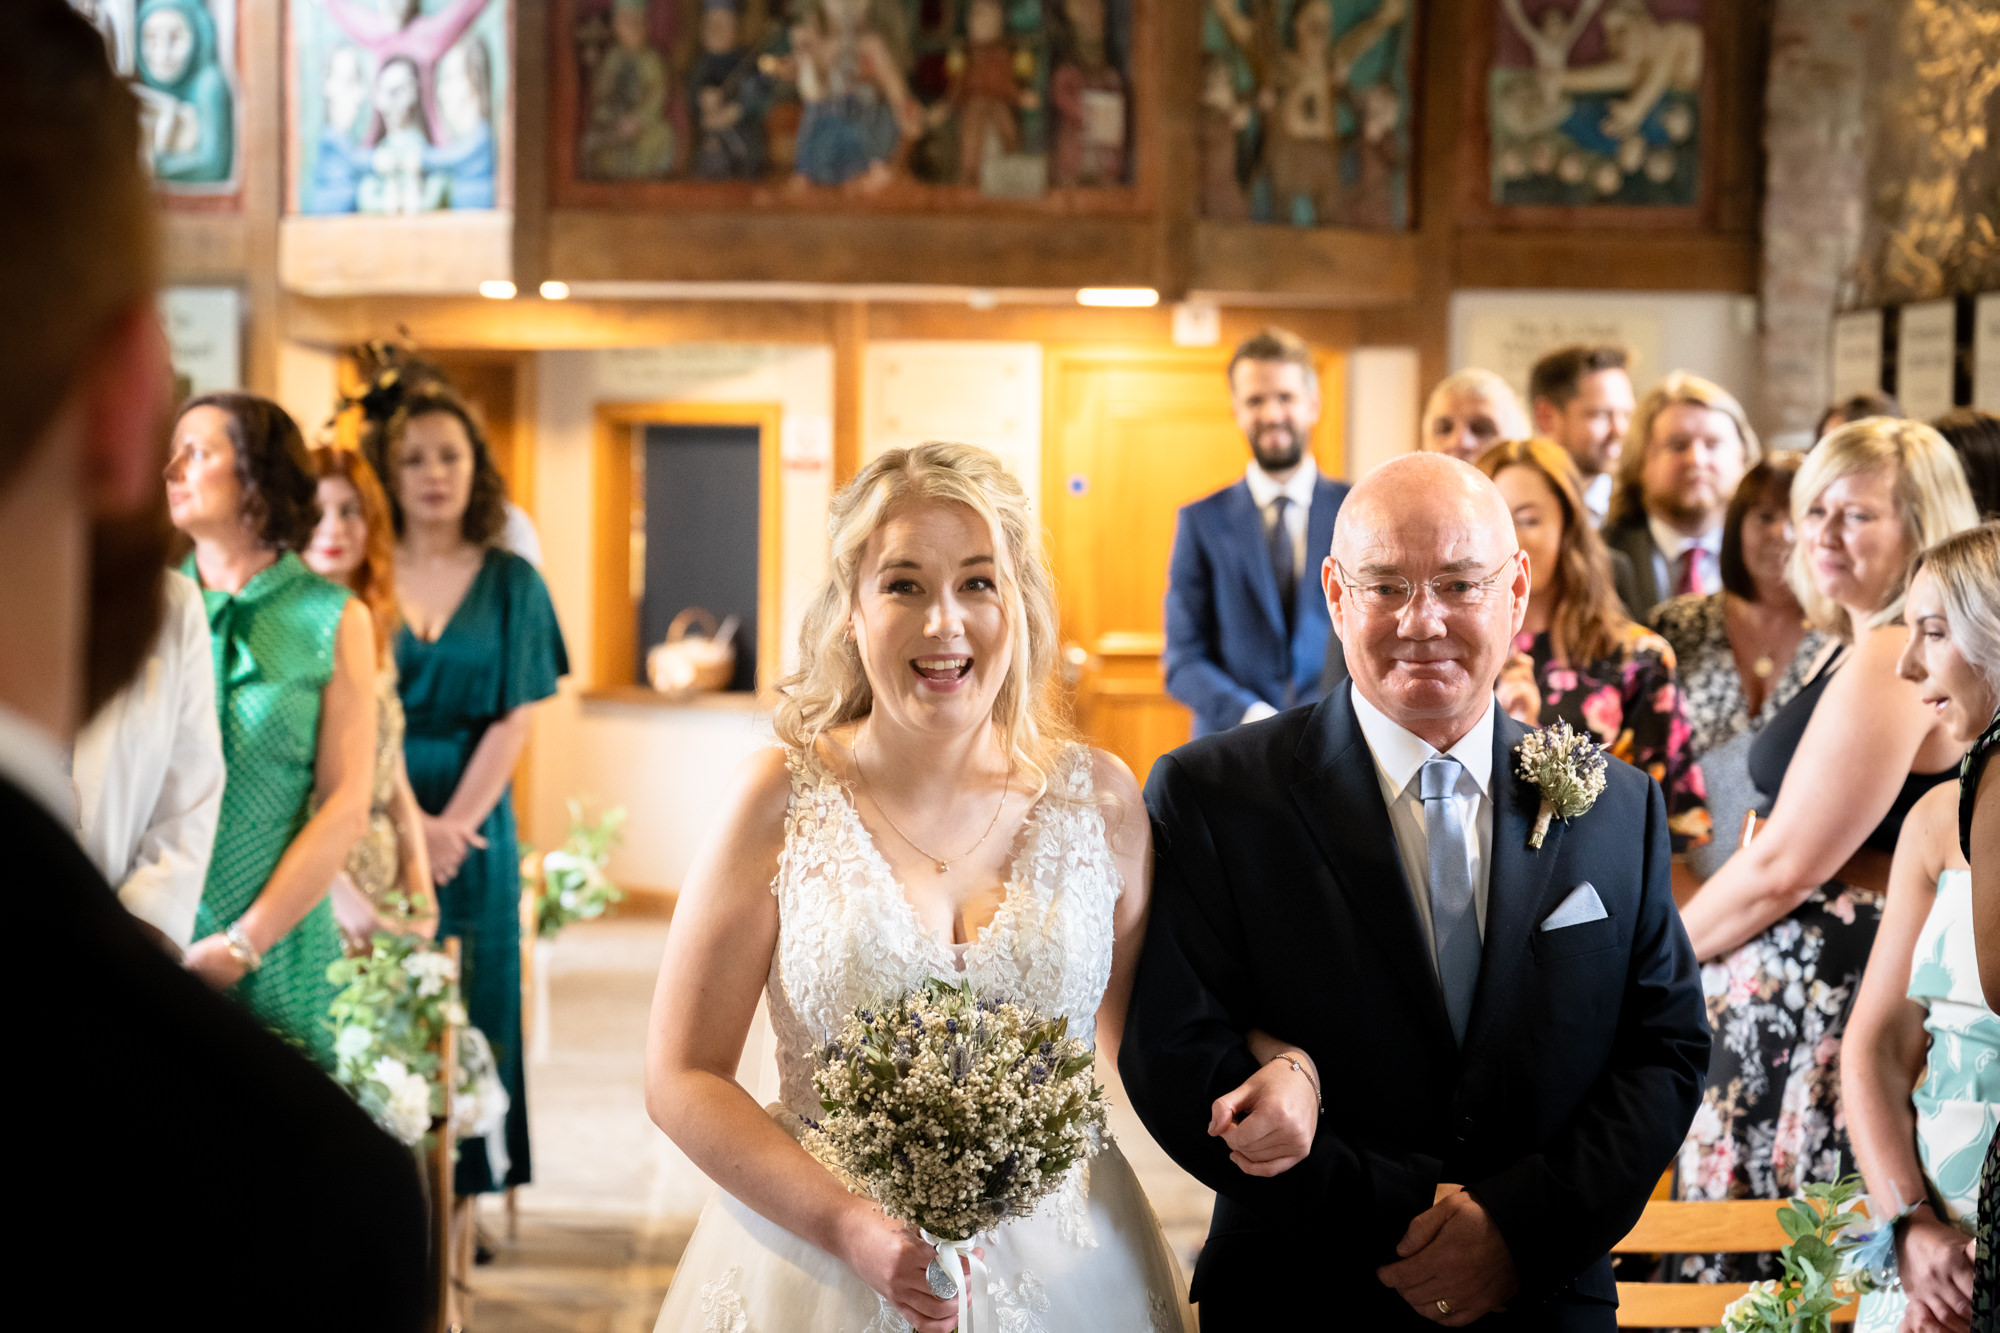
[376,390,567,1195]
[166,394,378,1068]
[303,444,436,950]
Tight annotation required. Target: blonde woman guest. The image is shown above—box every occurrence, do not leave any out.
[1418,367,1529,463]
[646,443,1196,1332]
[72,566,225,953]
[302,444,434,948]
[165,392,377,1067]
[1844,524,2000,1333]
[1674,419,1979,1287]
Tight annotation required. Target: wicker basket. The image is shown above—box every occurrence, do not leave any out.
[646,607,739,698]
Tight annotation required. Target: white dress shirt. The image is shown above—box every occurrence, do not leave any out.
[72,570,224,949]
[1646,514,1723,600]
[1242,455,1318,581]
[1239,458,1319,725]
[1350,688,1496,970]
[1581,472,1614,529]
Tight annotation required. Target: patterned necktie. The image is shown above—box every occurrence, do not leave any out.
[1268,495,1296,633]
[1673,548,1704,597]
[1420,756,1482,1045]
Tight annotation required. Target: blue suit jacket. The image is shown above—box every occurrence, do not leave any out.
[1164,472,1349,737]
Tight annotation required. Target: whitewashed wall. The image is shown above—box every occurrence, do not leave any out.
[862,342,1045,503]
[1449,289,1763,436]
[1346,346,1421,478]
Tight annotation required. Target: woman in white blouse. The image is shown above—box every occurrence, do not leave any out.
[73,567,225,953]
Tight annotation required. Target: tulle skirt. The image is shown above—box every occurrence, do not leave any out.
[654,1108,1194,1333]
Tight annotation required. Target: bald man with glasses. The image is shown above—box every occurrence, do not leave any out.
[1122,453,1709,1332]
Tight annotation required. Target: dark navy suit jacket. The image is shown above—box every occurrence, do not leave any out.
[1164,471,1349,737]
[1120,683,1710,1330]
[14,777,429,1324]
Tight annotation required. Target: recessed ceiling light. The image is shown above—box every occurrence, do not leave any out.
[479,280,517,300]
[1076,287,1159,308]
[540,281,570,300]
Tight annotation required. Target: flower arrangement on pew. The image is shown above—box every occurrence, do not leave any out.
[1719,1175,1889,1333]
[327,931,465,1146]
[805,977,1108,1331]
[524,802,627,941]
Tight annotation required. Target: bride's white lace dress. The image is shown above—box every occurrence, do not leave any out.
[654,743,1194,1333]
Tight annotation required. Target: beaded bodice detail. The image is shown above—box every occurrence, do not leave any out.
[766,743,1121,1123]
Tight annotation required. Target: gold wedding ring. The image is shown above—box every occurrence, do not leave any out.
[1436,1299,1453,1316]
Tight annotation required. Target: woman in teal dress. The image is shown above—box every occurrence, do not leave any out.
[165,393,378,1068]
[375,388,567,1195]
[1844,528,2000,1332]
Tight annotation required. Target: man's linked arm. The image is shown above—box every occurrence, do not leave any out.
[1120,754,1442,1241]
[1163,509,1262,725]
[1468,777,1711,1298]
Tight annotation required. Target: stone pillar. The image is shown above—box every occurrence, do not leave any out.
[1756,0,1877,440]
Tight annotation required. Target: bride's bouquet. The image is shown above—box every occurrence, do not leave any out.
[804,977,1108,1329]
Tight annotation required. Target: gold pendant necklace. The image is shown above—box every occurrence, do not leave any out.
[857,732,1010,874]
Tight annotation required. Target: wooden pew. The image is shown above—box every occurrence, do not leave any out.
[430,937,466,1333]
[1611,1198,1859,1327]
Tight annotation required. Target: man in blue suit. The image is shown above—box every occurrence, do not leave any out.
[1166,327,1351,736]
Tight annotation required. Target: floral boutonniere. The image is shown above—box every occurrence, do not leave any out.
[1513,719,1608,849]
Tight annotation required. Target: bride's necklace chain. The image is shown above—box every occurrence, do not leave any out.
[855,731,1010,875]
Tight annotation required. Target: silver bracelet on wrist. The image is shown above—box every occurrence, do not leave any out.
[223,921,263,973]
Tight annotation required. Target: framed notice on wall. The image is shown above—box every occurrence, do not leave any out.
[162,286,242,395]
[1896,300,1957,422]
[1976,292,2000,413]
[1830,309,1885,401]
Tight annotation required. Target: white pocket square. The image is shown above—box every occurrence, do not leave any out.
[1540,882,1608,931]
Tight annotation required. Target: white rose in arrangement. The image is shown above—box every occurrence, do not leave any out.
[383,1070,434,1145]
[444,1001,468,1027]
[370,1054,410,1089]
[334,1025,373,1060]
[403,950,458,997]
[1720,1279,1778,1332]
[540,850,583,878]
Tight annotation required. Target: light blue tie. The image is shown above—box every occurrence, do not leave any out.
[1420,756,1482,1045]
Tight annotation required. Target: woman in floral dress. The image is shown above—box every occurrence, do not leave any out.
[1475,438,1712,854]
[1653,455,1826,879]
[1673,420,1979,1287]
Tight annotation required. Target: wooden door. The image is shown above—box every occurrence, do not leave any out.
[1042,347,1345,784]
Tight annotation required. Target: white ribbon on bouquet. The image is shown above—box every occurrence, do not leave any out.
[920,1229,993,1333]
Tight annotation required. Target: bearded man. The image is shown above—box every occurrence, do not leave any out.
[1165,327,1352,735]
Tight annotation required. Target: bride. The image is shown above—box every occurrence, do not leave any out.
[647,442,1195,1332]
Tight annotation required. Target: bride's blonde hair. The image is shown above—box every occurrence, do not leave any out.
[774,441,1079,802]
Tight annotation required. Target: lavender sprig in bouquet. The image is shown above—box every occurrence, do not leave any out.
[804,977,1108,1326]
